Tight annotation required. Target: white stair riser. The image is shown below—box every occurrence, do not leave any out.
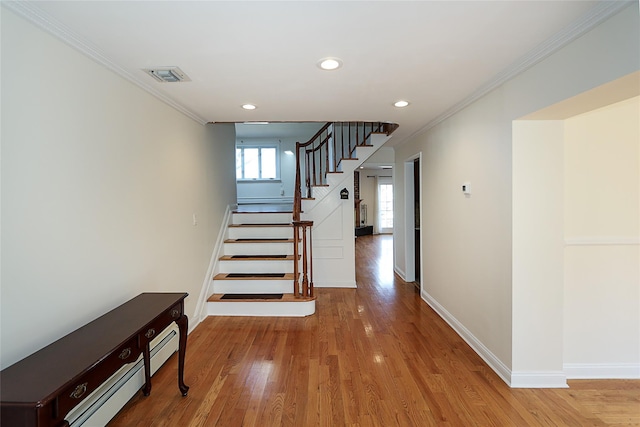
[232,213,292,225]
[207,300,315,317]
[301,198,317,212]
[353,145,374,160]
[223,242,293,256]
[309,185,330,200]
[218,259,293,273]
[212,279,293,294]
[228,227,293,240]
[326,174,344,186]
[337,159,360,173]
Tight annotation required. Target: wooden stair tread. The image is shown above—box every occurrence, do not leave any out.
[208,293,315,303]
[213,273,295,280]
[219,255,295,261]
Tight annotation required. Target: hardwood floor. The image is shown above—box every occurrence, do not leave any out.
[108,234,640,426]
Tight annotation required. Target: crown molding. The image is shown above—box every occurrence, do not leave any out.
[2,1,208,126]
[406,0,635,141]
[4,0,633,133]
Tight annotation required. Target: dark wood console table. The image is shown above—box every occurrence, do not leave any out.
[1,292,189,427]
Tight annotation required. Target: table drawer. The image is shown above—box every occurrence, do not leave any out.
[140,303,182,344]
[57,337,141,417]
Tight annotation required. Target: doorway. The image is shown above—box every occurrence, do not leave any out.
[377,177,394,234]
[403,154,421,284]
[413,158,420,282]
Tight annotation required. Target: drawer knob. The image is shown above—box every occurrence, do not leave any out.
[119,347,132,360]
[145,328,156,339]
[171,309,180,319]
[70,382,88,399]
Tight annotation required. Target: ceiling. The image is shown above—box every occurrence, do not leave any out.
[11,1,627,147]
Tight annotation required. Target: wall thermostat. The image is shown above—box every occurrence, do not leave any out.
[462,182,471,195]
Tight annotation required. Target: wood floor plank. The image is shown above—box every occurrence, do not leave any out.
[108,235,640,427]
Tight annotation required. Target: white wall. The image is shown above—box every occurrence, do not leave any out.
[512,120,565,385]
[393,4,639,385]
[362,146,394,168]
[236,137,297,203]
[395,88,514,372]
[563,97,639,378]
[303,175,357,288]
[1,9,237,368]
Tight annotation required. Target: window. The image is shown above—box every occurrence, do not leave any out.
[236,145,279,180]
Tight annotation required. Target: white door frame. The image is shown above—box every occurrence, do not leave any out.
[403,153,422,284]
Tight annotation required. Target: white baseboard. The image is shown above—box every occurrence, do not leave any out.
[422,290,572,388]
[394,266,407,281]
[564,363,640,379]
[314,280,357,288]
[66,327,179,426]
[510,371,568,388]
[421,290,512,386]
[196,205,233,325]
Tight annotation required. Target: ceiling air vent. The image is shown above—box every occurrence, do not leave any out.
[143,67,191,83]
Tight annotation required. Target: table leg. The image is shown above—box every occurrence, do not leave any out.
[142,343,152,396]
[176,314,189,396]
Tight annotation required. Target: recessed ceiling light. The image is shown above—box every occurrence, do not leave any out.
[394,100,410,108]
[242,104,257,110]
[318,57,343,71]
[284,150,294,155]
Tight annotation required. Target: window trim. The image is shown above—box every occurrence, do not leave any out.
[235,142,281,182]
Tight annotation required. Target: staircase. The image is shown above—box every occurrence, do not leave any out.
[294,122,398,212]
[205,121,398,317]
[293,122,398,289]
[206,209,316,316]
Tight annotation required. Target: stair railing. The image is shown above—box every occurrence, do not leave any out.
[292,219,313,298]
[291,121,398,298]
[294,121,398,216]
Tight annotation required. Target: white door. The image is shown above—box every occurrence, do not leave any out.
[377,177,393,234]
